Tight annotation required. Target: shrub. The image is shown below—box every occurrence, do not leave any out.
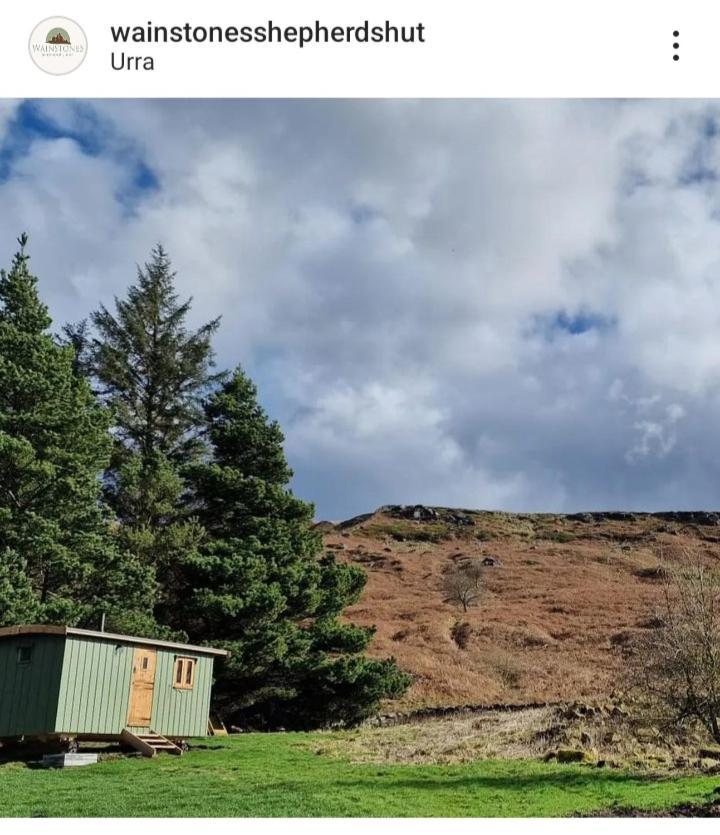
[450,620,473,649]
[442,559,484,612]
[631,552,720,743]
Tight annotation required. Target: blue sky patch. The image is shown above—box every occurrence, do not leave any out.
[0,100,159,213]
[531,309,616,341]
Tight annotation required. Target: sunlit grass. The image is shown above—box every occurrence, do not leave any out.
[0,733,717,817]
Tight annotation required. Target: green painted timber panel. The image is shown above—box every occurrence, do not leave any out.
[0,635,65,737]
[55,637,215,737]
[150,651,214,737]
[55,636,134,735]
[1,634,217,738]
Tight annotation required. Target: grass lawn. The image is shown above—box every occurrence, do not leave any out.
[0,733,718,817]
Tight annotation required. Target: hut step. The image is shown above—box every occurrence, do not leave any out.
[121,728,183,757]
[208,714,228,736]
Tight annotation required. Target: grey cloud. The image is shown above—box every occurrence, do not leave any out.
[2,100,720,517]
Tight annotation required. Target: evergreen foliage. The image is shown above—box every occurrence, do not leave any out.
[175,369,411,728]
[85,245,220,604]
[0,235,154,629]
[90,244,220,465]
[0,237,410,725]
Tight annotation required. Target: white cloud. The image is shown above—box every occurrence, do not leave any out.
[626,404,687,463]
[2,99,720,516]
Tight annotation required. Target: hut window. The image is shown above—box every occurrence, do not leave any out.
[173,656,196,690]
[17,645,33,665]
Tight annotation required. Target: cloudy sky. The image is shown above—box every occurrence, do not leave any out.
[1,99,720,519]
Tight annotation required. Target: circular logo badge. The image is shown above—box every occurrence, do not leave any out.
[29,17,87,75]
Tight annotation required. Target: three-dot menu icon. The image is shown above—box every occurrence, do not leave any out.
[673,31,679,61]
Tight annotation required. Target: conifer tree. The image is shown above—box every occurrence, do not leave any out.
[86,246,220,592]
[90,244,221,466]
[176,368,410,728]
[0,548,38,626]
[0,234,155,629]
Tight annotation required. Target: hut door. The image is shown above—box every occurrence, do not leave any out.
[127,647,157,727]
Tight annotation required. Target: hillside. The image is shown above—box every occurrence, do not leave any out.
[320,506,720,710]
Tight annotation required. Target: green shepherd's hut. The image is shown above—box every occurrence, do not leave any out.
[0,625,229,756]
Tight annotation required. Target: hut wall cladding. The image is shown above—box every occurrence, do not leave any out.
[55,636,134,734]
[56,637,215,737]
[145,651,214,738]
[0,636,65,737]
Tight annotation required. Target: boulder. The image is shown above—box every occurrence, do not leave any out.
[448,511,475,527]
[566,512,595,523]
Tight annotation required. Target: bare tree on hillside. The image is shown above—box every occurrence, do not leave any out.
[443,558,484,613]
[632,550,720,743]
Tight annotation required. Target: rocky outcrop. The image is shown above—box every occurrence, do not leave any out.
[378,505,476,526]
[567,511,720,526]
[332,506,720,531]
[335,512,374,530]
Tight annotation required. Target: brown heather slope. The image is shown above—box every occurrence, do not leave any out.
[319,506,720,711]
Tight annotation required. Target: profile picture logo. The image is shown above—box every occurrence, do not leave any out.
[46,28,72,46]
[29,17,87,75]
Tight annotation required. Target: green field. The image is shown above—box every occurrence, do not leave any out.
[0,733,718,817]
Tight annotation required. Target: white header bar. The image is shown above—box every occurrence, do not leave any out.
[0,0,712,97]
